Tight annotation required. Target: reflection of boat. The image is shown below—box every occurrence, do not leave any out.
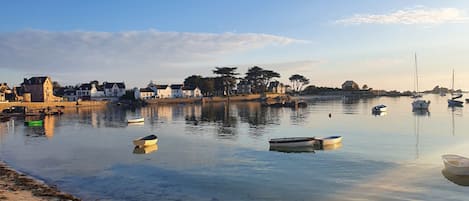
[133,144,158,154]
[269,146,316,153]
[411,53,430,110]
[441,169,469,186]
[316,136,342,146]
[269,137,316,147]
[442,154,469,175]
[26,120,43,127]
[133,134,158,147]
[128,117,144,123]
[372,104,387,112]
[412,109,430,116]
[127,122,144,126]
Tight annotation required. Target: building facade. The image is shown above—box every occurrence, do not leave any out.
[22,76,61,102]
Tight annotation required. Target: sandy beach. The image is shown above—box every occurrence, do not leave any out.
[0,161,80,201]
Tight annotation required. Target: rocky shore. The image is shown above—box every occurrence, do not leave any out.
[0,161,80,201]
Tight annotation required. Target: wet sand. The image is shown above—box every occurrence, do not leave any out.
[0,161,81,201]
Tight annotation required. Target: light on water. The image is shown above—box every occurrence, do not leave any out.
[1,95,469,200]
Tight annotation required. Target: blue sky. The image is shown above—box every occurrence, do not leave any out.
[1,0,469,90]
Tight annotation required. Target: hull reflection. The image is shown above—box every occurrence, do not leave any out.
[133,144,158,154]
[442,169,469,186]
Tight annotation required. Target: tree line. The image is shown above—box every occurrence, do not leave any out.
[169,66,310,97]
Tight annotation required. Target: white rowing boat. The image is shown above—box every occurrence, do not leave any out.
[128,117,144,123]
[442,154,469,175]
[316,136,342,146]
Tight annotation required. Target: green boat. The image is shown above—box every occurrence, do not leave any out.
[27,120,43,127]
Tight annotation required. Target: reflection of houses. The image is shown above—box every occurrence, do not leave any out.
[267,81,286,94]
[182,86,202,98]
[43,115,55,138]
[237,80,252,94]
[134,87,155,100]
[170,84,184,98]
[22,76,61,102]
[342,80,360,91]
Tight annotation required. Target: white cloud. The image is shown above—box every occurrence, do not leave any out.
[336,7,469,25]
[0,30,304,86]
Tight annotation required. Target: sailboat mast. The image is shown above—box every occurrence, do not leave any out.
[415,53,419,93]
[452,68,454,94]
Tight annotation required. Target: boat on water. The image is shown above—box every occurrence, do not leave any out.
[26,120,43,127]
[448,69,464,107]
[315,136,343,146]
[411,53,431,110]
[133,134,158,147]
[269,137,316,147]
[372,104,387,112]
[133,144,158,154]
[442,154,469,175]
[128,117,144,123]
[466,98,469,103]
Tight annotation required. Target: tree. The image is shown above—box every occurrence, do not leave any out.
[362,84,369,90]
[289,74,309,93]
[213,67,239,96]
[184,75,203,88]
[245,66,280,93]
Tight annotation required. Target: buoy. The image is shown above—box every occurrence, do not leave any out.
[328,113,332,118]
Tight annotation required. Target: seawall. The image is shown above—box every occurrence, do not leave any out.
[0,101,108,111]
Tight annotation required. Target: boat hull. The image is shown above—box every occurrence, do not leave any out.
[128,118,144,123]
[133,135,158,147]
[412,100,430,110]
[316,136,342,146]
[269,137,316,147]
[442,154,469,175]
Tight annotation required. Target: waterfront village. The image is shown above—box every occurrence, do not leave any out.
[0,66,452,111]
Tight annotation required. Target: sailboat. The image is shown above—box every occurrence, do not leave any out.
[448,69,463,107]
[411,53,430,110]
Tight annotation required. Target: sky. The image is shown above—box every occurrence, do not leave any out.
[1,0,469,91]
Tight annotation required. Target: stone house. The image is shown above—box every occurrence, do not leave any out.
[22,76,61,102]
[182,86,202,98]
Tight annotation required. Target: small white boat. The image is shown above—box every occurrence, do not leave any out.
[442,154,469,175]
[372,104,387,112]
[128,117,144,123]
[269,137,316,147]
[441,169,469,186]
[316,136,342,146]
[133,134,158,147]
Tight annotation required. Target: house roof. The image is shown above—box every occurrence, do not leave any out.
[140,88,154,92]
[155,85,168,89]
[170,84,183,89]
[182,86,197,90]
[23,76,49,85]
[104,82,125,89]
[78,83,91,90]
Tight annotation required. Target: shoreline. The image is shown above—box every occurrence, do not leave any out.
[0,161,81,201]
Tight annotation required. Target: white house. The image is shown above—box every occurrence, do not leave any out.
[155,85,171,98]
[90,84,105,99]
[170,84,184,98]
[182,86,202,98]
[104,82,126,97]
[76,83,91,100]
[134,87,155,100]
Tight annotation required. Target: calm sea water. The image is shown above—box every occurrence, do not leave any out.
[1,95,469,201]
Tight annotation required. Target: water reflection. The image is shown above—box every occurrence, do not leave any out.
[442,169,469,186]
[133,144,158,154]
[412,109,430,116]
[269,146,316,153]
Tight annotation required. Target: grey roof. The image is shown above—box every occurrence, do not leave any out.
[140,88,154,92]
[155,85,168,89]
[78,83,91,90]
[23,76,49,85]
[104,82,125,89]
[170,84,183,89]
[182,86,197,90]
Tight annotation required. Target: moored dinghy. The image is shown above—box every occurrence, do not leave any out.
[442,154,469,175]
[133,134,158,147]
[269,137,316,147]
[372,104,387,112]
[128,117,144,123]
[315,136,342,146]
